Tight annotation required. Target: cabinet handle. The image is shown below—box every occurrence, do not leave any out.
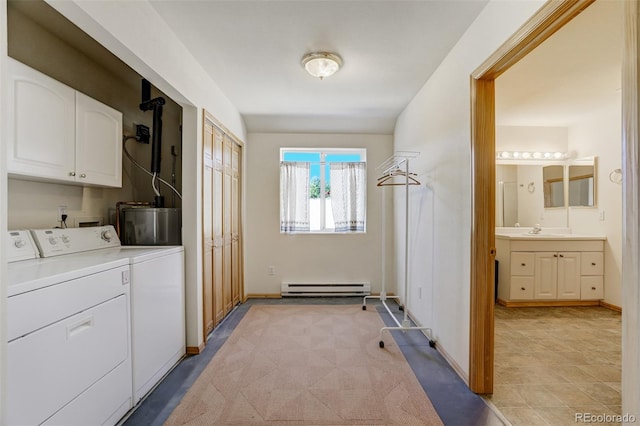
[559,254,564,258]
[521,287,526,291]
[521,263,526,266]
[591,262,596,266]
[80,173,86,178]
[554,254,558,257]
[591,287,596,290]
[69,172,76,176]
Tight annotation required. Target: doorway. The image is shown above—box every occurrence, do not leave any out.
[468,0,630,394]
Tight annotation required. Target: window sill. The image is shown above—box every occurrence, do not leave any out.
[280,231,366,235]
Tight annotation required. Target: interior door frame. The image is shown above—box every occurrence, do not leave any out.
[469,0,598,394]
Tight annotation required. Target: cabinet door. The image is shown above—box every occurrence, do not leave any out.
[581,252,604,276]
[510,252,534,276]
[534,252,557,299]
[213,128,225,326]
[231,143,242,306]
[557,252,581,299]
[510,276,534,300]
[75,92,122,187]
[6,58,75,182]
[581,276,604,300]
[222,136,233,315]
[202,123,214,337]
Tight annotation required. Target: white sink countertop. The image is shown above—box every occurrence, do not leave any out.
[495,227,606,241]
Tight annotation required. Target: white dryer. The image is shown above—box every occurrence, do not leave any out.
[97,243,185,404]
[6,229,133,426]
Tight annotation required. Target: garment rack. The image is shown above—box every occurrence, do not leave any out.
[362,152,435,349]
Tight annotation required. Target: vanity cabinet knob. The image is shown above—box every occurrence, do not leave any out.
[80,173,86,178]
[592,287,597,290]
[554,254,558,257]
[559,254,564,258]
[521,287,526,291]
[69,172,76,176]
[591,262,596,266]
[521,263,526,266]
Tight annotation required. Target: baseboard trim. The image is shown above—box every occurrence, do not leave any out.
[496,299,600,308]
[406,309,470,386]
[245,293,282,299]
[186,342,205,355]
[599,300,622,312]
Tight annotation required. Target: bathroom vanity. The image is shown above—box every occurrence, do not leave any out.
[495,231,606,306]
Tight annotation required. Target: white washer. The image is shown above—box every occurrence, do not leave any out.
[6,229,133,426]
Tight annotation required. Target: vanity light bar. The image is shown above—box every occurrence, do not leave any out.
[496,151,570,160]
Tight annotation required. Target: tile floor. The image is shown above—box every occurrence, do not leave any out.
[123,297,504,425]
[487,305,622,426]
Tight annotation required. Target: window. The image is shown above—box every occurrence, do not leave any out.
[280,148,366,233]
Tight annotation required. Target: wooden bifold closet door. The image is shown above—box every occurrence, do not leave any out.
[202,113,243,339]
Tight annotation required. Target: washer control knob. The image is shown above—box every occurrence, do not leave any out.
[101,230,113,242]
[48,237,57,245]
[61,235,70,244]
[14,239,25,248]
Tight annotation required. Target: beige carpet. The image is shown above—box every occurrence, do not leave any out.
[165,304,443,425]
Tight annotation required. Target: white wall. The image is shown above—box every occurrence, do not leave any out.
[245,133,393,296]
[568,104,622,307]
[1,0,8,420]
[496,125,568,153]
[393,0,545,378]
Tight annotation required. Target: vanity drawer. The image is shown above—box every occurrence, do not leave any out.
[510,252,535,275]
[510,276,534,300]
[581,252,604,276]
[581,276,604,300]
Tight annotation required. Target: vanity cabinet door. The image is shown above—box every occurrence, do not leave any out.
[534,252,557,299]
[557,252,581,299]
[581,276,604,300]
[510,277,534,300]
[581,252,604,276]
[510,252,534,275]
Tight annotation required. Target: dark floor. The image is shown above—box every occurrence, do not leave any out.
[121,297,504,426]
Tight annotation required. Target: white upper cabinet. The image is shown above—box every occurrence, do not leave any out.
[6,58,122,188]
[75,92,122,187]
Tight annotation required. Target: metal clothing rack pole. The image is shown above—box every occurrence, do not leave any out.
[362,152,435,349]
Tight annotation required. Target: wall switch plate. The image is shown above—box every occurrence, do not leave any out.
[599,210,605,221]
[267,266,275,276]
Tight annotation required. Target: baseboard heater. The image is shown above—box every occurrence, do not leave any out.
[281,282,371,296]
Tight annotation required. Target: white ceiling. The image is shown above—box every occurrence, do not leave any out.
[496,0,622,128]
[147,0,488,134]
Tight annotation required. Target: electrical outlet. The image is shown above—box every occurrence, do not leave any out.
[267,266,276,276]
[58,205,67,221]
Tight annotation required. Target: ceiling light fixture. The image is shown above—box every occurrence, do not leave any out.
[301,52,342,80]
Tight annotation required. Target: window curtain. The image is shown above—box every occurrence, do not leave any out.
[280,161,310,232]
[330,162,366,232]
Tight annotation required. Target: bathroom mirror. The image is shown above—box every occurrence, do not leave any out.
[543,165,565,208]
[568,156,596,207]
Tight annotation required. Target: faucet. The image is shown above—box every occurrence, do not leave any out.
[529,224,542,234]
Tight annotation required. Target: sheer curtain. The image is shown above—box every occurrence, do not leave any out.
[330,162,366,232]
[280,161,310,232]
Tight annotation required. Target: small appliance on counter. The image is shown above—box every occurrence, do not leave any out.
[122,206,182,245]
